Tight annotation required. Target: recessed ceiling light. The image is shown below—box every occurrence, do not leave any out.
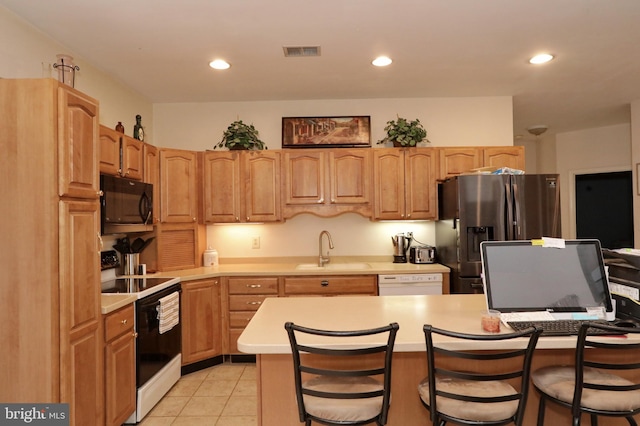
[529,53,554,65]
[372,56,392,67]
[209,59,230,70]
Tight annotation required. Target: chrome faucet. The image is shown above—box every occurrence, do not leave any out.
[318,230,334,267]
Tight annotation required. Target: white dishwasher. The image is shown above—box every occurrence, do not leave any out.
[378,273,443,296]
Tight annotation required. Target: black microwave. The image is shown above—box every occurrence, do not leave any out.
[100,174,154,235]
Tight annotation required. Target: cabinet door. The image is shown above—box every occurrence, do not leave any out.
[59,199,103,425]
[244,151,281,222]
[58,87,100,199]
[160,148,198,223]
[104,306,135,426]
[143,143,160,223]
[438,147,482,179]
[283,150,325,205]
[122,135,144,180]
[182,279,222,365]
[373,149,405,220]
[99,125,122,177]
[329,149,371,205]
[202,151,241,223]
[404,148,438,220]
[157,223,201,271]
[483,146,525,171]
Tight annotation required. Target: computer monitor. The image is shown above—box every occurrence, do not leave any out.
[480,239,614,315]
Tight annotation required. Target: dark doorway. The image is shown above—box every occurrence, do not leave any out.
[575,171,634,249]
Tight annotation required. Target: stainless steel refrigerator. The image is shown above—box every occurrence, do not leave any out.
[435,174,561,293]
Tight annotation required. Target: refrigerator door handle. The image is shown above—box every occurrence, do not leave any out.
[505,182,515,240]
[512,182,522,239]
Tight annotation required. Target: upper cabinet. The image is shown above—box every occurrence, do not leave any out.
[201,150,281,223]
[99,126,143,180]
[282,149,372,218]
[159,148,198,223]
[59,88,101,199]
[438,146,524,180]
[373,148,438,220]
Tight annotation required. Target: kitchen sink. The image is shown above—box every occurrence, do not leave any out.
[295,262,371,271]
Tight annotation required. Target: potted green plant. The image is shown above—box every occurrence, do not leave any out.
[214,119,267,150]
[377,116,429,147]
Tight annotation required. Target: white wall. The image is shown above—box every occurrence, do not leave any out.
[0,6,153,140]
[556,123,632,239]
[152,97,513,150]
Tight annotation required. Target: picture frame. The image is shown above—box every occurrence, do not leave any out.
[282,116,371,148]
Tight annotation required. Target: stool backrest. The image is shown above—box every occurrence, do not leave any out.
[285,321,399,425]
[422,325,542,425]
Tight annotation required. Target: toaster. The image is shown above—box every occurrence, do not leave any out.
[409,245,436,264]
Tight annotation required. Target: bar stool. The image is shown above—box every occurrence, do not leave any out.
[418,324,542,426]
[284,321,399,426]
[532,321,640,425]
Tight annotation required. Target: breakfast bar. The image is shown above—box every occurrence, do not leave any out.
[238,294,640,426]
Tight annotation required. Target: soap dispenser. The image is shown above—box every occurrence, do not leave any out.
[203,247,218,267]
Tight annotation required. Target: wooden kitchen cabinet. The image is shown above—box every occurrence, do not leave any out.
[1,79,104,425]
[200,150,281,223]
[283,275,377,296]
[160,148,199,223]
[104,305,136,426]
[224,277,279,354]
[182,278,222,365]
[282,149,372,218]
[99,125,144,180]
[438,146,525,179]
[373,148,438,220]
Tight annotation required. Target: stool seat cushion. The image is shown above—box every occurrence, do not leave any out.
[303,375,384,422]
[418,376,519,422]
[532,365,640,412]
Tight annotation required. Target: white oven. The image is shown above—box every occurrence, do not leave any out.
[378,273,443,296]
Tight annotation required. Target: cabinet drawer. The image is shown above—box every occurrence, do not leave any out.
[228,329,244,354]
[229,311,256,328]
[284,276,377,296]
[228,277,278,295]
[104,305,135,342]
[229,294,273,311]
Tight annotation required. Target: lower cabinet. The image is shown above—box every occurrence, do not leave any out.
[182,278,222,365]
[225,277,279,354]
[283,275,378,296]
[104,305,136,426]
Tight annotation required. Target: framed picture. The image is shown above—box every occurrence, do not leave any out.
[282,116,371,148]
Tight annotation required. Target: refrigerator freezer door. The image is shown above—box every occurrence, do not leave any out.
[511,174,561,239]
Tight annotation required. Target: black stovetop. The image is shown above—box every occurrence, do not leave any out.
[101,277,175,294]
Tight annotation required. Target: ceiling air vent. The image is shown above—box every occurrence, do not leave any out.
[283,46,321,57]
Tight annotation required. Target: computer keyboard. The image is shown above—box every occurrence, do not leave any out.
[507,319,624,336]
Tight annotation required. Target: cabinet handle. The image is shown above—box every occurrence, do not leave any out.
[121,319,127,325]
[192,217,196,222]
[97,233,103,251]
[331,198,335,203]
[321,280,329,287]
[235,216,240,222]
[97,190,104,197]
[317,197,324,204]
[247,284,262,288]
[133,332,138,338]
[247,301,262,305]
[246,216,250,221]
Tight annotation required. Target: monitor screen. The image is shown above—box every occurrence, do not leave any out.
[481,239,613,313]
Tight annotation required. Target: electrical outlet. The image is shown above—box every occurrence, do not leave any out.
[252,236,260,249]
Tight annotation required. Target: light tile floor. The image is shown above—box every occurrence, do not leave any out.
[140,362,257,426]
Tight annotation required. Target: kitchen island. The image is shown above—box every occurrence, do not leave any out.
[238,294,640,426]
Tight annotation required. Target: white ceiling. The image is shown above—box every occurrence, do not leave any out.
[4,0,640,140]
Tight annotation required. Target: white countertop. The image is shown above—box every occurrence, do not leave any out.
[237,294,635,354]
